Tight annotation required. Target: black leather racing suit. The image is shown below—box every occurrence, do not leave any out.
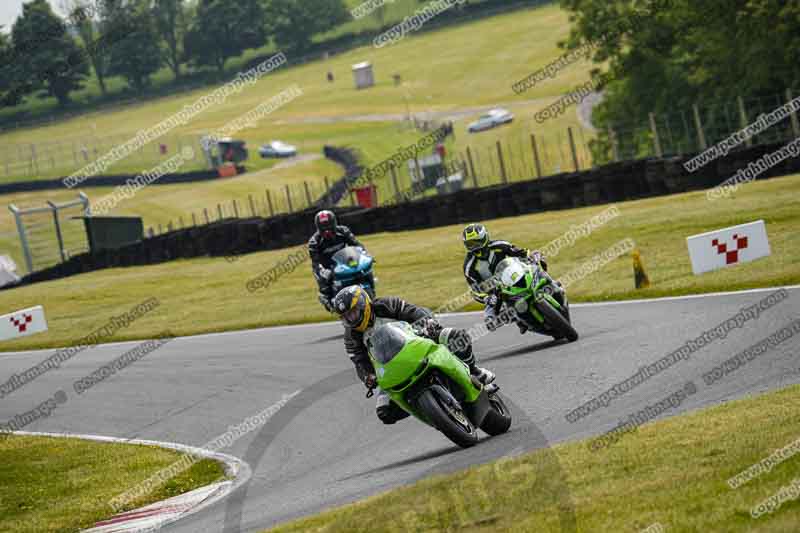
[343,296,477,424]
[463,240,547,326]
[308,225,364,303]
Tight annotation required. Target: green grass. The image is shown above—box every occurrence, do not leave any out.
[0,172,797,353]
[263,382,800,533]
[0,0,429,125]
[0,2,593,180]
[0,1,607,272]
[0,435,226,533]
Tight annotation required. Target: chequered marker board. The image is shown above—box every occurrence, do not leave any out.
[0,306,48,340]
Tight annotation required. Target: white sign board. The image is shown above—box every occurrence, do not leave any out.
[0,306,48,340]
[687,220,770,275]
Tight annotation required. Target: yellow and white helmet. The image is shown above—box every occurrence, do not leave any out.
[462,223,489,253]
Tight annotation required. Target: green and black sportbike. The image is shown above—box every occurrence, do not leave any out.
[366,321,512,448]
[494,256,578,342]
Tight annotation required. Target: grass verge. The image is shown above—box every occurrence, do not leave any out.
[265,383,800,532]
[0,173,797,352]
[0,434,226,533]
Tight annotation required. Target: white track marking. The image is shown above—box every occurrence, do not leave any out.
[8,430,251,533]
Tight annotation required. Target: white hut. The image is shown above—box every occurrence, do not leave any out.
[352,62,375,90]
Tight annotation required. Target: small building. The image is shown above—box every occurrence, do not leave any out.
[352,62,375,90]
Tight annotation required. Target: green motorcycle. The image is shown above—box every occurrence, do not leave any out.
[494,256,578,342]
[366,321,512,448]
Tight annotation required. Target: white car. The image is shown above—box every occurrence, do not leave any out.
[468,108,514,133]
[258,140,298,158]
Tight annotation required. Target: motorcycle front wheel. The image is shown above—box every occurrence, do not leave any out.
[417,386,479,448]
[535,299,579,342]
[480,392,512,436]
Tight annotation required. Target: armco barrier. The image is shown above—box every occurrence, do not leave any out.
[315,145,363,207]
[4,140,799,290]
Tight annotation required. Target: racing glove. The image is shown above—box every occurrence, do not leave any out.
[354,360,376,388]
[318,293,335,312]
[528,250,548,271]
[318,267,333,282]
[413,317,442,340]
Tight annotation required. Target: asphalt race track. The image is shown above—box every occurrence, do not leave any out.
[2,287,799,532]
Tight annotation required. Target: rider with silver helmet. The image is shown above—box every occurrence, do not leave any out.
[332,286,496,424]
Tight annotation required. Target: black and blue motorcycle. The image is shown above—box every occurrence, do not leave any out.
[331,246,376,298]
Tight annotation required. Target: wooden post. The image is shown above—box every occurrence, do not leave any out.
[390,166,401,199]
[567,127,580,171]
[248,194,256,217]
[530,134,543,178]
[737,96,753,147]
[266,189,274,216]
[323,176,331,206]
[496,141,508,184]
[158,223,163,234]
[192,212,198,226]
[233,199,239,218]
[285,184,294,213]
[692,103,708,150]
[787,89,800,138]
[203,208,210,224]
[466,147,478,188]
[30,144,38,175]
[178,216,184,229]
[608,127,620,162]
[303,181,312,207]
[217,203,223,220]
[648,113,663,158]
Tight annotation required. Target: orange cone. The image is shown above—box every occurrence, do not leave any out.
[633,249,651,289]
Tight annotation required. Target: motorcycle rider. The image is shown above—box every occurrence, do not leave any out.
[461,223,548,334]
[309,210,366,312]
[332,285,497,424]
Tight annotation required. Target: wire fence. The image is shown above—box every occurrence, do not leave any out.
[0,134,209,183]
[142,178,340,237]
[595,89,800,163]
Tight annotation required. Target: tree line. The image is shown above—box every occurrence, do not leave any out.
[559,0,800,159]
[0,0,352,108]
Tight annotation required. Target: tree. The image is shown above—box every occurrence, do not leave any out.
[106,1,163,91]
[264,0,349,54]
[183,0,266,74]
[152,0,187,80]
[560,0,800,160]
[12,0,89,107]
[0,28,28,107]
[373,4,388,29]
[61,0,110,96]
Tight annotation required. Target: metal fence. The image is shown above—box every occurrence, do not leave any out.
[9,193,91,275]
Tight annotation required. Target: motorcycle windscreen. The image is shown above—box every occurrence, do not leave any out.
[331,246,362,268]
[495,257,529,289]
[368,322,416,364]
